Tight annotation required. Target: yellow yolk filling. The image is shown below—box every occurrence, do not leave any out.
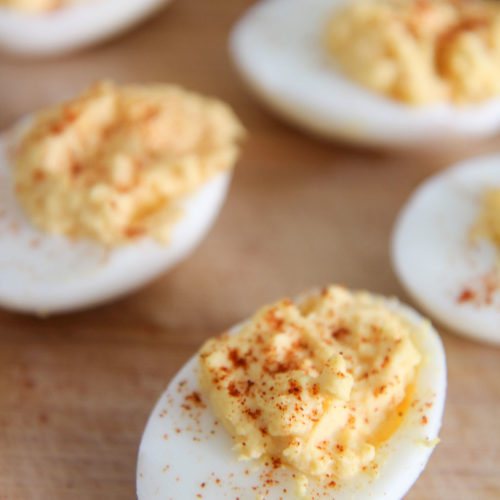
[199,286,422,481]
[325,0,500,105]
[12,81,244,245]
[0,0,86,13]
[473,188,500,251]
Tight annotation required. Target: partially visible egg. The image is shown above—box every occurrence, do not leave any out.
[0,128,231,314]
[0,0,171,56]
[392,154,500,345]
[137,290,446,500]
[230,0,500,148]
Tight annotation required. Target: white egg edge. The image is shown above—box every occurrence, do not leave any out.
[0,0,172,56]
[136,291,447,500]
[391,153,500,345]
[229,0,500,148]
[0,132,232,315]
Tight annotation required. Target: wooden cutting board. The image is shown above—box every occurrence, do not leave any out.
[0,1,499,499]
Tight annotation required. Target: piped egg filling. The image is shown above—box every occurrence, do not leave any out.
[12,81,244,246]
[325,0,500,105]
[199,286,422,482]
[0,0,86,13]
[472,188,500,252]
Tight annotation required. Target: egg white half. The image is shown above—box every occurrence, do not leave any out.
[392,154,500,345]
[0,0,171,56]
[230,0,500,148]
[0,131,231,314]
[137,293,446,500]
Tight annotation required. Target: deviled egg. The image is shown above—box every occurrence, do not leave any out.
[137,286,446,499]
[0,81,244,314]
[392,154,500,345]
[230,0,500,148]
[0,0,171,56]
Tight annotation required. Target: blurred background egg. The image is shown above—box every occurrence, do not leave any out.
[0,127,232,314]
[137,293,446,500]
[0,0,172,56]
[392,154,500,345]
[230,0,500,149]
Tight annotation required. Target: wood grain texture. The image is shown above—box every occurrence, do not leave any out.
[0,1,499,499]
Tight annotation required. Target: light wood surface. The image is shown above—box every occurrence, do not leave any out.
[1,1,499,499]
